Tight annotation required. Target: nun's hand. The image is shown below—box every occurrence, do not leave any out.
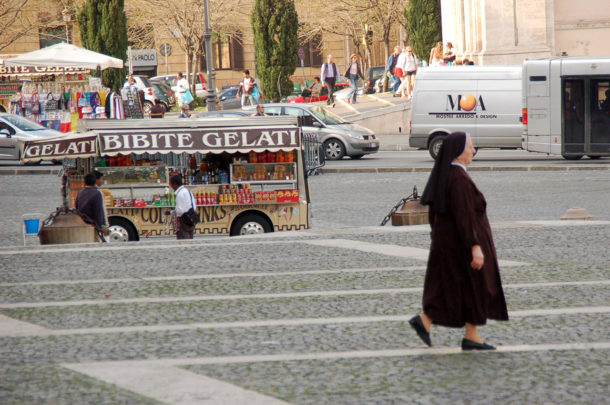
[471,245,484,270]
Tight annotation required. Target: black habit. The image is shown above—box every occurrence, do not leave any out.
[421,132,508,327]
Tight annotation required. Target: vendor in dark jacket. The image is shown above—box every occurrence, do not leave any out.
[76,172,110,240]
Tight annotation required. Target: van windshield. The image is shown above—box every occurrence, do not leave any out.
[2,115,47,131]
[309,106,347,125]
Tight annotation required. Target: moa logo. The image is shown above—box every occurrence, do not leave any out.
[446,94,486,112]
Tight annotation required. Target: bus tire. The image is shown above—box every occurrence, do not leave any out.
[108,217,139,242]
[562,154,583,160]
[230,213,272,236]
[428,135,445,160]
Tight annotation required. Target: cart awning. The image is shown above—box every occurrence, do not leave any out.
[20,132,98,162]
[97,126,301,156]
[4,43,123,70]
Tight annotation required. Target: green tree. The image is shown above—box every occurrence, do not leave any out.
[251,0,299,101]
[405,0,441,62]
[78,0,127,91]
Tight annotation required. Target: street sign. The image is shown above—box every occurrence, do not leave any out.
[159,44,172,57]
[298,48,305,60]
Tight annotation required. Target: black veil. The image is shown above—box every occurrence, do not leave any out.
[420,132,468,214]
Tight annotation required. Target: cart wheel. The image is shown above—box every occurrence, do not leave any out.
[231,214,272,236]
[108,218,138,242]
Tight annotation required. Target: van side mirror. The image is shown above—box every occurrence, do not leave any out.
[312,120,323,128]
[0,128,11,137]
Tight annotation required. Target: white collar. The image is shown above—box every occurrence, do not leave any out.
[451,161,467,172]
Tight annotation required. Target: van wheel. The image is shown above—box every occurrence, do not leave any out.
[428,136,445,160]
[324,139,346,160]
[562,154,583,160]
[231,214,272,236]
[108,218,139,242]
[588,155,601,160]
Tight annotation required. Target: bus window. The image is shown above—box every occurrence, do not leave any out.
[591,80,610,149]
[563,79,585,153]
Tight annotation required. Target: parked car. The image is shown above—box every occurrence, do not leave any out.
[194,110,251,118]
[364,65,386,94]
[0,113,62,162]
[217,87,243,110]
[151,81,175,112]
[288,83,349,103]
[244,103,378,160]
[151,73,208,98]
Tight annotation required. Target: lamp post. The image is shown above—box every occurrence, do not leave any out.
[203,0,216,111]
[62,8,71,44]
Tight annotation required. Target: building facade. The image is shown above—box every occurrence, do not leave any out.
[440,0,610,65]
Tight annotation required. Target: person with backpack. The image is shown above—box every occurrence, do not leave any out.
[169,175,198,239]
[387,46,402,96]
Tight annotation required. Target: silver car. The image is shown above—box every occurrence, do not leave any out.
[0,113,62,161]
[244,103,379,160]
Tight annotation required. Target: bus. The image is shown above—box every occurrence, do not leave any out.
[522,57,610,159]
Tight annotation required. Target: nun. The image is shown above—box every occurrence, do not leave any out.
[409,132,508,350]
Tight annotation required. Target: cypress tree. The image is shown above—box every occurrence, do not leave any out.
[251,0,299,101]
[405,0,442,62]
[77,0,127,91]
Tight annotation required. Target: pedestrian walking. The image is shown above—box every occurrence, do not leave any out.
[387,46,401,96]
[76,172,110,242]
[409,132,508,351]
[236,69,259,107]
[175,72,191,117]
[402,47,418,98]
[344,54,364,104]
[429,42,443,66]
[169,175,197,240]
[320,55,339,107]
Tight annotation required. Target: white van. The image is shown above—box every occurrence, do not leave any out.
[409,66,523,158]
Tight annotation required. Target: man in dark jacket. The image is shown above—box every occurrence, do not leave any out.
[76,173,109,241]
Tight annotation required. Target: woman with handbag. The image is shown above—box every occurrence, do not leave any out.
[409,132,508,350]
[175,72,191,118]
[344,54,364,104]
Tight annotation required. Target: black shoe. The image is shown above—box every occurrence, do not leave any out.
[461,338,496,351]
[409,315,432,347]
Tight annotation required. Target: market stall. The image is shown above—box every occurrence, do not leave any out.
[2,43,142,132]
[21,116,310,241]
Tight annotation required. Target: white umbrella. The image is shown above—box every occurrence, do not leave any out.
[4,42,123,70]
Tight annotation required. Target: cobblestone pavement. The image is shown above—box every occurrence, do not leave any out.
[0,172,609,403]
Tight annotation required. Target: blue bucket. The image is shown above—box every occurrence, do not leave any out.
[24,219,40,234]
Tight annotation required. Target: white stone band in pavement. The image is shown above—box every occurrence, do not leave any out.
[302,239,530,267]
[1,280,608,309]
[63,363,291,405]
[61,342,610,405]
[2,306,608,338]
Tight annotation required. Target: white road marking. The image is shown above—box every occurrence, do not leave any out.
[302,239,529,267]
[2,280,608,309]
[63,363,290,405]
[0,266,425,287]
[2,306,608,338]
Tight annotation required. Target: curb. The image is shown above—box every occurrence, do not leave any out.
[0,169,61,175]
[318,165,610,174]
